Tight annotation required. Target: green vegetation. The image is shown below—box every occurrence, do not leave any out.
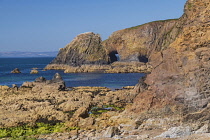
[0,122,79,139]
[89,105,125,118]
[188,3,192,10]
[103,104,125,111]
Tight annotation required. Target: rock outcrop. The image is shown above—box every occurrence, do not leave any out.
[1,0,210,139]
[10,68,21,73]
[102,19,181,62]
[22,73,66,91]
[130,0,210,114]
[0,77,137,128]
[117,1,210,137]
[30,69,38,74]
[48,32,108,66]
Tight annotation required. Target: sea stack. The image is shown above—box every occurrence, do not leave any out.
[48,32,109,67]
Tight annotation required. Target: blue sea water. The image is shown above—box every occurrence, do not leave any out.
[0,57,144,90]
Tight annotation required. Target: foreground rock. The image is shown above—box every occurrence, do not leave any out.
[10,68,21,73]
[0,73,137,128]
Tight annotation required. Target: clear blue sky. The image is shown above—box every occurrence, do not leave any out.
[0,0,186,52]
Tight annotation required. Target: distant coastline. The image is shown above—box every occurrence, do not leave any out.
[0,51,57,58]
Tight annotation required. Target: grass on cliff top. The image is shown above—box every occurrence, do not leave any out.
[0,122,79,139]
[126,18,179,30]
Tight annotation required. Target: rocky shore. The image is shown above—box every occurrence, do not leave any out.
[1,74,210,140]
[1,0,210,139]
[45,61,152,73]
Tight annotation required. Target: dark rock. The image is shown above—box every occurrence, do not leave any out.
[51,73,63,83]
[35,77,46,83]
[134,76,148,93]
[10,68,21,73]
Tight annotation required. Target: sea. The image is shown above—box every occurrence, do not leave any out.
[0,57,144,90]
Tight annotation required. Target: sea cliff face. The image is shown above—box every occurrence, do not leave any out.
[127,0,210,128]
[49,32,108,66]
[102,19,181,62]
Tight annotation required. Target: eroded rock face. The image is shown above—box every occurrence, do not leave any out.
[102,19,181,62]
[49,32,109,67]
[128,0,210,118]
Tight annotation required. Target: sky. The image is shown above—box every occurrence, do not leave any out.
[0,0,186,52]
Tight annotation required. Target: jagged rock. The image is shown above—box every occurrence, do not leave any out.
[34,76,46,83]
[0,85,9,91]
[48,32,109,67]
[102,126,119,138]
[22,73,66,91]
[102,19,180,63]
[133,76,148,93]
[72,106,90,119]
[50,73,64,83]
[10,68,21,73]
[127,0,210,117]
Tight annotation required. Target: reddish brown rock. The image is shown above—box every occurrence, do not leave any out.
[128,0,210,119]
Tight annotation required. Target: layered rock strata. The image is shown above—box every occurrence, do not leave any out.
[47,32,108,66]
[1,0,210,139]
[114,0,210,138]
[102,19,181,62]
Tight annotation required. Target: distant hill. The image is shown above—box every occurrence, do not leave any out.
[0,51,58,58]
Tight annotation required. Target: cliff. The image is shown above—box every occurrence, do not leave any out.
[125,0,210,128]
[102,19,181,62]
[1,0,210,139]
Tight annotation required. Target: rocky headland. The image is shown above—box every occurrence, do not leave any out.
[1,0,210,139]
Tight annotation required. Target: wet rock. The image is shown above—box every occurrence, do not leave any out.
[10,68,21,73]
[34,76,46,83]
[30,69,38,74]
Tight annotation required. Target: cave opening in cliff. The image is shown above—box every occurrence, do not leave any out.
[109,51,120,63]
[138,55,148,63]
